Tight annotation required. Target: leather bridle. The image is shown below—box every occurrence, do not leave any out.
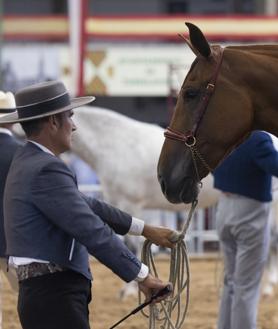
[164,46,224,180]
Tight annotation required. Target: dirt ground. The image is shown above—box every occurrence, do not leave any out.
[2,256,278,329]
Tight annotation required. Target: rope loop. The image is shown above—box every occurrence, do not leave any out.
[140,201,198,328]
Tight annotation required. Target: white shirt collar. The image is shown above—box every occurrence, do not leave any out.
[0,128,13,136]
[28,140,55,156]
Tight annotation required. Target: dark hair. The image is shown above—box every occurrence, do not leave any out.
[20,112,64,137]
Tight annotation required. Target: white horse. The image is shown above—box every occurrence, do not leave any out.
[71,106,220,214]
[70,106,220,256]
[70,106,220,298]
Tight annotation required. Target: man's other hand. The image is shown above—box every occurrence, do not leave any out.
[138,274,173,303]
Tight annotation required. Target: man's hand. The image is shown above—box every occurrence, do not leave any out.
[142,224,178,249]
[138,274,173,303]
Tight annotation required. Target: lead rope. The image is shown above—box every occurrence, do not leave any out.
[190,144,213,174]
[140,199,198,329]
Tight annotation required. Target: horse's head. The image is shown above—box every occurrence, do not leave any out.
[158,23,253,204]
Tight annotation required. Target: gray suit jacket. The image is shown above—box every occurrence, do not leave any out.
[4,142,141,281]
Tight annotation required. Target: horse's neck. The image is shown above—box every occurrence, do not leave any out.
[72,109,138,171]
[226,46,278,136]
[71,132,99,171]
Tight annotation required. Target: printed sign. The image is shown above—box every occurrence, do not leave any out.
[84,46,196,96]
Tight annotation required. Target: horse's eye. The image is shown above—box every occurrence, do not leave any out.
[184,88,199,100]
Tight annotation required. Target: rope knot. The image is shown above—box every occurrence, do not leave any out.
[170,230,184,243]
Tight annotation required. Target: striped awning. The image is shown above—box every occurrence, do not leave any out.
[3,15,278,41]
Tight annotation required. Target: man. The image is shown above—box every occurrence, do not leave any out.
[213,131,278,329]
[1,81,174,329]
[0,91,21,329]
[0,91,20,285]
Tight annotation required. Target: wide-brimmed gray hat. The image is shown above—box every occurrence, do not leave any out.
[0,80,95,124]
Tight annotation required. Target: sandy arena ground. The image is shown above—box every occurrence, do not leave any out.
[2,256,278,329]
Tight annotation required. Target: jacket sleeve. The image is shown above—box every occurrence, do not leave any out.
[81,194,132,235]
[31,160,141,282]
[252,133,278,177]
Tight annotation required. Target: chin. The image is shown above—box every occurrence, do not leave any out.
[59,145,71,154]
[165,178,199,204]
[179,188,199,204]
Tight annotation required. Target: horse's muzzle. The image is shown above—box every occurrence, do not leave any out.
[158,175,198,204]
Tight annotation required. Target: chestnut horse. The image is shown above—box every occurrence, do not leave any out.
[158,22,278,204]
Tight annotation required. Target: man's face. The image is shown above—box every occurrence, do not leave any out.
[55,110,76,153]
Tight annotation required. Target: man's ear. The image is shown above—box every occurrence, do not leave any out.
[48,115,59,131]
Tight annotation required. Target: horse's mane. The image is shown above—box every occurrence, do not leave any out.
[226,44,278,58]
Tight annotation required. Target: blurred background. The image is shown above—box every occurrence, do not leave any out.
[1,0,278,126]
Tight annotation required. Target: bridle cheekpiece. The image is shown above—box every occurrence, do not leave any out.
[164,46,224,178]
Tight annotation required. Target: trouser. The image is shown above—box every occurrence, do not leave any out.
[18,270,92,329]
[216,194,271,329]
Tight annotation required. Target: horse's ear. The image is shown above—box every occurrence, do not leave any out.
[185,22,211,58]
[178,33,200,57]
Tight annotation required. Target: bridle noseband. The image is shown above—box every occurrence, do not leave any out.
[164,47,224,179]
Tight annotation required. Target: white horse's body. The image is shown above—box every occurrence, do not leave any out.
[72,106,220,215]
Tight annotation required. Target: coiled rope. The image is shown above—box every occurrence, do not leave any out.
[140,200,198,329]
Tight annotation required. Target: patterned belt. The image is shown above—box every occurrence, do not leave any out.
[16,262,66,282]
